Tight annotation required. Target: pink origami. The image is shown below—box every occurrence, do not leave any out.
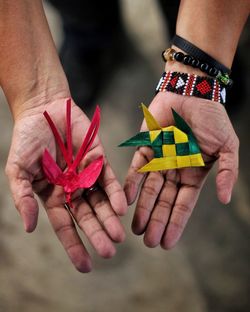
[42,98,103,206]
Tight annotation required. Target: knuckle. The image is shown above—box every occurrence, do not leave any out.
[150,217,166,227]
[105,181,124,199]
[136,203,151,214]
[55,223,73,237]
[66,242,79,253]
[94,198,107,211]
[175,203,191,215]
[89,227,103,240]
[143,184,159,197]
[227,133,239,151]
[102,176,117,189]
[165,169,179,183]
[137,147,152,161]
[124,176,137,190]
[109,186,124,197]
[170,219,185,231]
[102,213,116,225]
[88,229,116,258]
[166,209,191,235]
[78,210,95,225]
[157,198,172,211]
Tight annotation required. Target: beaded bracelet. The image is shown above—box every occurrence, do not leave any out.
[172,35,231,75]
[156,71,226,105]
[162,48,233,88]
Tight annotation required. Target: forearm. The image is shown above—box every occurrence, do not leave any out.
[0,0,70,119]
[176,0,249,68]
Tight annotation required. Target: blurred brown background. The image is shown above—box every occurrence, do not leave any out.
[0,1,249,311]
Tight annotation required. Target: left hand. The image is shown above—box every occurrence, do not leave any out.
[124,91,239,249]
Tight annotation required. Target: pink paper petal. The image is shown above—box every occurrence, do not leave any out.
[70,106,100,171]
[42,149,63,183]
[44,110,71,166]
[43,100,103,207]
[78,155,104,188]
[66,98,73,164]
[65,193,72,207]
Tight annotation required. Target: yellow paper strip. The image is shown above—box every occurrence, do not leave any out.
[138,153,205,172]
[173,127,189,143]
[141,103,161,131]
[149,130,161,143]
[162,144,176,157]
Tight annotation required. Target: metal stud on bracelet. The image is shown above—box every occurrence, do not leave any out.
[162,48,233,88]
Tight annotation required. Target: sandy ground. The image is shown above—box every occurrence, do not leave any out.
[0,1,249,311]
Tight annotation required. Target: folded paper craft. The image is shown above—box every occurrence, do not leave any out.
[119,104,204,172]
[42,98,103,206]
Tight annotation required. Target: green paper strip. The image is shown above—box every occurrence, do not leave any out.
[172,109,192,135]
[119,107,204,172]
[176,142,190,156]
[153,146,164,158]
[119,131,151,147]
[151,132,163,146]
[188,133,201,154]
[163,131,175,144]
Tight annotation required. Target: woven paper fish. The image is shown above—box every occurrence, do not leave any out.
[119,104,204,172]
[42,99,103,206]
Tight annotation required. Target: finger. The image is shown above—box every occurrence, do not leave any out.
[143,170,179,248]
[216,141,239,204]
[85,187,126,243]
[161,172,204,249]
[45,205,92,273]
[71,197,116,259]
[5,164,39,232]
[132,171,164,235]
[124,147,154,205]
[98,161,128,216]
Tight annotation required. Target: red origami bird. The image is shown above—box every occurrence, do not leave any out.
[42,99,104,206]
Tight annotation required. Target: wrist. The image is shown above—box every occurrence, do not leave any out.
[9,76,70,121]
[0,0,71,120]
[175,0,250,69]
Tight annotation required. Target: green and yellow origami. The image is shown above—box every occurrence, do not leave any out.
[119,104,204,172]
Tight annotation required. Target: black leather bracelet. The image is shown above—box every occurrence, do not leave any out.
[172,35,231,75]
[162,48,233,88]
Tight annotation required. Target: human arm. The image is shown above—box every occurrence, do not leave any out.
[0,0,127,272]
[124,0,249,248]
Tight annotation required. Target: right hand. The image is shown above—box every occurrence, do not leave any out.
[5,97,127,273]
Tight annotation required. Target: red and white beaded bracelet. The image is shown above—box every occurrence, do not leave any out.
[156,71,226,104]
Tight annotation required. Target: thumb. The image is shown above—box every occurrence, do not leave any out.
[124,147,153,205]
[5,163,39,232]
[216,139,239,204]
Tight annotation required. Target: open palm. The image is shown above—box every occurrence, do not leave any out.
[5,98,127,272]
[124,92,239,248]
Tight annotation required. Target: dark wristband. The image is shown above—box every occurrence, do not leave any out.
[172,35,231,75]
[161,48,233,88]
